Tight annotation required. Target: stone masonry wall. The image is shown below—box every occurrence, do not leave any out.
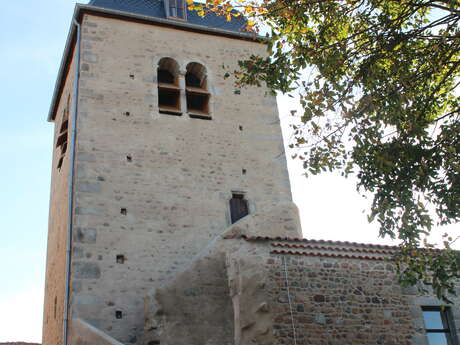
[267,254,460,345]
[42,49,76,345]
[69,13,294,343]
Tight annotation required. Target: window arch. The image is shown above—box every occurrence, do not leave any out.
[157,57,181,115]
[185,62,210,118]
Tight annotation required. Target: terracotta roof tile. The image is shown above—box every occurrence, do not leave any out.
[270,242,395,255]
[235,234,400,250]
[270,249,388,261]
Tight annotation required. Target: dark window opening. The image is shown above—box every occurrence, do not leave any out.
[56,132,67,148]
[186,72,202,88]
[239,125,243,131]
[56,95,70,171]
[57,157,64,170]
[116,255,125,264]
[242,169,247,175]
[121,208,127,215]
[185,62,210,117]
[61,141,68,155]
[124,111,130,117]
[129,74,135,79]
[158,58,181,115]
[230,193,249,224]
[158,69,175,84]
[115,311,123,319]
[422,306,457,345]
[159,88,181,114]
[126,155,132,162]
[186,92,209,115]
[234,90,241,95]
[60,119,68,133]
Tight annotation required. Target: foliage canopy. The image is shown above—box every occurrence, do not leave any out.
[191,0,460,300]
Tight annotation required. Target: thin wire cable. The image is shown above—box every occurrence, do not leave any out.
[283,256,298,345]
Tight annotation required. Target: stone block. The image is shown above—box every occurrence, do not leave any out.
[74,262,101,279]
[75,228,97,243]
[77,182,101,193]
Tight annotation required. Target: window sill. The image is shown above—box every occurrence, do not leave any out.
[159,106,182,116]
[186,87,209,94]
[188,111,212,120]
[158,83,181,90]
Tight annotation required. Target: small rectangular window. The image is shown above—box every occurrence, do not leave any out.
[230,193,249,224]
[168,0,187,20]
[422,306,458,345]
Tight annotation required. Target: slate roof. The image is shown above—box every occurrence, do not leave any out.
[88,0,248,33]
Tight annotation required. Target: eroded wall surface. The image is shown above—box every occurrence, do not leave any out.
[69,13,295,343]
[142,204,302,345]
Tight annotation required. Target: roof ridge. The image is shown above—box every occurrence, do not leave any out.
[231,234,400,250]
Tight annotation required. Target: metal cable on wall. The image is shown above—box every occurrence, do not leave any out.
[283,256,298,345]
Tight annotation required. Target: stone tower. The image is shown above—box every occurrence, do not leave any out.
[42,1,302,345]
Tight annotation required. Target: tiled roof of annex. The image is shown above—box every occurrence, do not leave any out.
[225,234,401,261]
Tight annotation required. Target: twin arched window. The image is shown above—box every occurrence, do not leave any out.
[157,58,210,119]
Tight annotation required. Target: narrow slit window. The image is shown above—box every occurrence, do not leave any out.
[54,296,57,319]
[157,57,181,115]
[186,62,210,118]
[56,95,70,171]
[230,193,249,224]
[422,306,457,345]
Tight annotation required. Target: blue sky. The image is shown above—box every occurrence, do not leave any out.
[0,0,457,343]
[0,0,78,341]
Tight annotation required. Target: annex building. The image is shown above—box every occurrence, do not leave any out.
[43,1,460,345]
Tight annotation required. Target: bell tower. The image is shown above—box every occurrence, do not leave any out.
[43,1,300,344]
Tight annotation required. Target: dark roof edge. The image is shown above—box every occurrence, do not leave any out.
[47,6,79,122]
[47,4,264,122]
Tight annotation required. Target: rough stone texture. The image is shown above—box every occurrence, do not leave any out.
[44,7,460,345]
[265,253,460,345]
[69,318,124,345]
[142,234,460,345]
[143,211,298,345]
[48,12,296,344]
[227,244,275,345]
[42,47,76,345]
[143,251,234,345]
